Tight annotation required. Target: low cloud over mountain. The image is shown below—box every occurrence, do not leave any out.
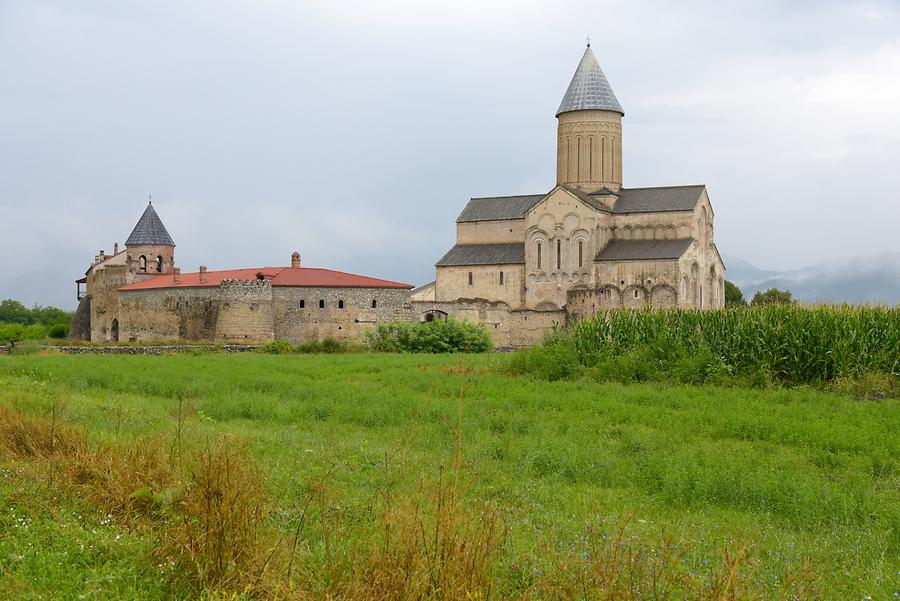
[724,251,900,305]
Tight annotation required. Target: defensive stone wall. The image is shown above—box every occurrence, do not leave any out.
[117,286,219,341]
[115,282,414,345]
[274,287,414,342]
[214,280,275,343]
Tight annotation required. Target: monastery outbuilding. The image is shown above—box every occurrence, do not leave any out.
[70,203,414,343]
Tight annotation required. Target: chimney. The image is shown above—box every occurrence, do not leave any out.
[113,242,119,255]
[199,265,207,283]
[291,251,301,268]
[173,267,181,284]
[99,250,105,261]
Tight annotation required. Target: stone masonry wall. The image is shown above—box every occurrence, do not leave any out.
[117,287,219,342]
[412,299,565,348]
[116,284,414,344]
[215,280,275,343]
[274,287,414,343]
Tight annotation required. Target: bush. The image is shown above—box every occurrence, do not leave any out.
[47,323,68,339]
[296,337,355,354]
[365,319,492,353]
[21,324,46,340]
[256,340,295,354]
[0,323,25,344]
[507,338,580,381]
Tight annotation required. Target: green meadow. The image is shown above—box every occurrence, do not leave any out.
[0,352,898,599]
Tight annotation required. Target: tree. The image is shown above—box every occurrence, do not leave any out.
[724,280,747,307]
[0,300,29,324]
[750,287,794,306]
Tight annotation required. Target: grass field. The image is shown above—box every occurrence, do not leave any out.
[0,352,898,599]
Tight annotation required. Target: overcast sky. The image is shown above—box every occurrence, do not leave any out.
[2,0,899,309]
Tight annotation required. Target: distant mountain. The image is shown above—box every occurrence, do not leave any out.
[723,251,900,305]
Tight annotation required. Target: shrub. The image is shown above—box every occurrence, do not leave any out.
[365,319,492,353]
[0,323,25,343]
[21,324,47,340]
[507,339,580,381]
[256,339,295,354]
[297,337,355,353]
[47,323,68,339]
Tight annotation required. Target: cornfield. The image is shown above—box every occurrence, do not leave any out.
[568,305,900,385]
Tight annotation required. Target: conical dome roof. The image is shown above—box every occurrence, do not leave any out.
[556,45,624,117]
[125,202,175,247]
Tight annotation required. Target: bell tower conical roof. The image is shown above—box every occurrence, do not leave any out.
[125,202,175,247]
[556,45,624,117]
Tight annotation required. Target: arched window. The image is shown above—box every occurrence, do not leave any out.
[319,300,325,309]
[468,272,473,286]
[499,271,504,285]
[371,299,377,308]
[338,300,344,309]
[556,239,561,270]
[537,242,542,269]
[578,241,583,268]
[156,256,163,272]
[139,255,147,272]
[299,300,305,308]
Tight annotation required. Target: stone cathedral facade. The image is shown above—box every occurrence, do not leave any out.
[422,44,725,326]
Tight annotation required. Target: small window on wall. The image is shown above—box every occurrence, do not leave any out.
[537,242,542,269]
[139,255,147,272]
[338,300,344,309]
[319,300,325,309]
[299,300,305,308]
[371,299,377,308]
[634,289,639,299]
[499,271,504,285]
[556,239,561,270]
[578,241,583,268]
[468,272,473,286]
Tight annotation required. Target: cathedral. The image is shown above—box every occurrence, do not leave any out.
[426,44,725,319]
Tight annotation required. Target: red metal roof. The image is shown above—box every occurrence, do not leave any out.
[118,266,413,291]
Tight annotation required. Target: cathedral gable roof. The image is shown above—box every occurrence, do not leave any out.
[125,203,175,247]
[435,243,525,267]
[557,45,624,117]
[454,185,707,223]
[596,239,694,262]
[610,185,706,214]
[456,194,546,223]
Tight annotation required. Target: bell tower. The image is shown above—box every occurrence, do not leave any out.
[124,201,176,279]
[556,44,624,193]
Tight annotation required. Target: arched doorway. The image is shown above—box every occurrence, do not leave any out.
[423,310,448,322]
[110,319,119,342]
